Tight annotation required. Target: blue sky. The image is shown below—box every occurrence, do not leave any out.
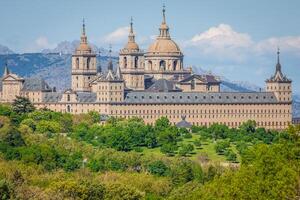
[0,0,300,94]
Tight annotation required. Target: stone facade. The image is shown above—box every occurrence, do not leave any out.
[0,8,293,130]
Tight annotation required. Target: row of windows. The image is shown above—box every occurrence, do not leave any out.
[111,108,290,115]
[129,95,273,100]
[267,86,290,90]
[98,85,122,90]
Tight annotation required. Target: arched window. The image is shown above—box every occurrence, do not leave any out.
[87,57,90,69]
[124,57,127,68]
[134,56,138,68]
[67,94,70,101]
[159,60,166,70]
[173,60,177,71]
[148,61,152,70]
[76,58,79,69]
[67,105,71,112]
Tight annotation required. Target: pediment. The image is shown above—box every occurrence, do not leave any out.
[2,74,23,81]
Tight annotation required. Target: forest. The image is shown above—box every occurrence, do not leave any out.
[0,96,299,199]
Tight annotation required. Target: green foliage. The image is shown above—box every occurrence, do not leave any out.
[1,103,299,200]
[179,144,194,156]
[147,160,169,176]
[104,183,144,200]
[224,149,237,162]
[12,96,35,115]
[36,120,61,134]
[0,179,11,200]
[160,143,177,156]
[214,140,230,155]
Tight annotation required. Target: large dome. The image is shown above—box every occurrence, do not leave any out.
[147,7,182,55]
[148,38,181,54]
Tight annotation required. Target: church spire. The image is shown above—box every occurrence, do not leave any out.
[162,4,166,24]
[80,18,87,44]
[107,44,113,71]
[128,17,135,43]
[159,4,170,39]
[276,47,281,73]
[3,61,9,76]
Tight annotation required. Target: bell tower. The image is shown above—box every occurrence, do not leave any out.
[266,49,292,102]
[119,17,144,90]
[71,19,97,92]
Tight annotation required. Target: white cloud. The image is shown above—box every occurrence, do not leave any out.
[103,26,130,43]
[255,36,300,55]
[185,24,300,62]
[24,36,56,53]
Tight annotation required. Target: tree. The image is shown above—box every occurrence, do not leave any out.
[12,96,35,114]
[160,143,177,156]
[224,149,237,162]
[214,140,230,155]
[3,128,25,147]
[193,138,202,149]
[147,160,169,176]
[179,144,194,156]
[155,117,170,131]
[36,120,61,134]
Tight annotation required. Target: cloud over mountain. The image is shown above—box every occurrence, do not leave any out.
[185,24,300,63]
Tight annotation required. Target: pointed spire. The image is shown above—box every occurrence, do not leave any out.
[107,44,113,71]
[80,18,88,44]
[130,16,133,34]
[116,65,122,80]
[128,17,135,43]
[162,3,166,24]
[3,61,9,76]
[82,18,86,36]
[276,47,281,72]
[159,4,170,38]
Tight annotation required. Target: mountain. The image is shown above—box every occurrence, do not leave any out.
[42,40,118,56]
[0,53,118,90]
[0,44,15,55]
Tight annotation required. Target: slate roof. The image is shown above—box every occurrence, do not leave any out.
[0,77,51,92]
[176,116,192,128]
[22,78,52,91]
[124,92,278,104]
[179,74,220,84]
[146,79,182,92]
[42,92,97,103]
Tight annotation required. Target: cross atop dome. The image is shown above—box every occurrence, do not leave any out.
[159,4,170,38]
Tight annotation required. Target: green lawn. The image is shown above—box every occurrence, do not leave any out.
[141,133,241,164]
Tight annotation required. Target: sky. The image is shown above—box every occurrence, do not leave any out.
[0,0,300,95]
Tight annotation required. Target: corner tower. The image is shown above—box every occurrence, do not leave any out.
[119,18,145,90]
[266,49,292,102]
[71,19,97,92]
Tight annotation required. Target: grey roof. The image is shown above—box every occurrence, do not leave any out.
[22,78,52,92]
[77,92,97,102]
[43,92,62,103]
[147,79,182,92]
[124,92,278,104]
[42,92,96,103]
[176,116,192,128]
[179,74,220,84]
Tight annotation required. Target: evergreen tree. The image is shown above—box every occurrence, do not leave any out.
[12,96,35,114]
